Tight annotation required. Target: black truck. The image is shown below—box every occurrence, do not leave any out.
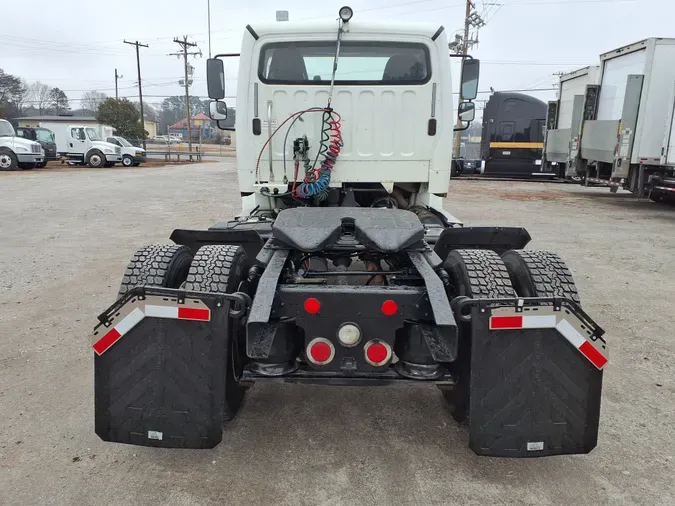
[15,127,58,166]
[480,92,553,178]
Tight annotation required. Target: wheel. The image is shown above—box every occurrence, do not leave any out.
[103,162,114,168]
[86,150,105,168]
[133,162,141,166]
[38,161,48,169]
[441,249,516,422]
[21,163,37,170]
[501,250,580,303]
[184,245,250,421]
[0,149,19,171]
[122,155,134,167]
[117,244,194,298]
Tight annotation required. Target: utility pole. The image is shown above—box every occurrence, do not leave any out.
[207,0,212,58]
[170,36,201,156]
[123,40,149,149]
[114,68,123,99]
[452,0,486,159]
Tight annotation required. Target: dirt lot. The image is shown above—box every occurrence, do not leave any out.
[1,160,674,505]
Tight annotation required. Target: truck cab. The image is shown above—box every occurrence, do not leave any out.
[15,126,57,166]
[54,125,122,168]
[0,119,44,171]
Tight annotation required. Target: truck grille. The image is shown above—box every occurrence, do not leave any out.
[31,144,41,154]
[115,147,121,155]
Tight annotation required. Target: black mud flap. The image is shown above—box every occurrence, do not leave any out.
[434,227,531,259]
[462,297,605,457]
[93,288,241,449]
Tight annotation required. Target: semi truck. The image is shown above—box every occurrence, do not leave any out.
[92,9,607,457]
[479,92,550,178]
[545,38,675,201]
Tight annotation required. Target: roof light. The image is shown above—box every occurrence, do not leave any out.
[339,6,353,22]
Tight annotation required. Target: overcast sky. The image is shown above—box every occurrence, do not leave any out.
[2,0,672,112]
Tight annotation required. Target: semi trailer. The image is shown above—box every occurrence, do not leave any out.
[92,8,608,457]
[479,92,550,178]
[548,38,675,201]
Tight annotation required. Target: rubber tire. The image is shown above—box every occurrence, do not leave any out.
[184,245,250,421]
[442,249,516,423]
[86,150,105,168]
[22,163,36,170]
[117,244,194,298]
[0,149,19,171]
[502,250,580,304]
[444,249,516,299]
[38,161,48,169]
[122,155,134,167]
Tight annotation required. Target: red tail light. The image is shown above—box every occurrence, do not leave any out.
[304,297,321,314]
[364,340,392,366]
[381,299,398,316]
[307,337,334,365]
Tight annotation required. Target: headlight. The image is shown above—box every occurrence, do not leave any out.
[15,146,28,153]
[104,149,113,154]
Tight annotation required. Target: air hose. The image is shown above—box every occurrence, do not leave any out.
[296,110,342,200]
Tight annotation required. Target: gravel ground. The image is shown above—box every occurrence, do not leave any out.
[1,160,674,506]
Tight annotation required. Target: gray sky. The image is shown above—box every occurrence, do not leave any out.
[2,0,672,112]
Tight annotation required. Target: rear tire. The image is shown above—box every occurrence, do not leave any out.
[184,245,250,421]
[38,161,48,169]
[441,249,516,422]
[117,244,193,298]
[501,250,580,303]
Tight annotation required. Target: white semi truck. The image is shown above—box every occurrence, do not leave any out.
[45,123,122,167]
[544,38,675,201]
[0,119,45,171]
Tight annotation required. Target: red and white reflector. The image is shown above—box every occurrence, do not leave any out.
[93,302,211,356]
[489,312,607,370]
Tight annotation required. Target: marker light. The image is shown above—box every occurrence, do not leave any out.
[337,323,361,346]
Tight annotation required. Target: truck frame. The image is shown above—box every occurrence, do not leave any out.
[92,9,607,458]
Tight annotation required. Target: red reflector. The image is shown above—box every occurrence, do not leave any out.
[309,341,332,363]
[304,297,321,315]
[93,327,121,356]
[490,315,523,329]
[365,340,391,366]
[579,341,608,369]
[177,307,210,321]
[381,299,398,316]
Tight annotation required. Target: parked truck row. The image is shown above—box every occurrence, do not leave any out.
[543,37,675,202]
[0,119,147,170]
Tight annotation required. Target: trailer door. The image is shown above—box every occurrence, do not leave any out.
[664,82,675,165]
[597,49,646,121]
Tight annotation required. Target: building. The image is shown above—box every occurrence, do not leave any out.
[143,119,158,139]
[168,113,215,140]
[16,115,102,128]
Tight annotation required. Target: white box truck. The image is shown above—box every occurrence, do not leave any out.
[44,123,122,168]
[542,66,600,177]
[571,38,675,200]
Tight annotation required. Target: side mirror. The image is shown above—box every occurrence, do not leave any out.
[209,100,228,121]
[458,102,475,122]
[460,58,480,101]
[206,58,225,99]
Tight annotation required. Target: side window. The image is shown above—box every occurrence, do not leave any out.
[70,128,84,140]
[500,121,515,142]
[107,137,119,146]
[16,130,25,138]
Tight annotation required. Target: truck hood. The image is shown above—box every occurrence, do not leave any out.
[92,141,121,152]
[0,136,41,151]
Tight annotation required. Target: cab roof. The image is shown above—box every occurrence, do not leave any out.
[247,20,445,40]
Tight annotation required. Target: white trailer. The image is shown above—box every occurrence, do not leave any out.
[542,65,600,176]
[574,38,675,199]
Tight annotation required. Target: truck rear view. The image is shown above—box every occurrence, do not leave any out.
[92,8,608,458]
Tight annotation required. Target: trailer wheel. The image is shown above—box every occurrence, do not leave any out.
[0,149,19,171]
[184,245,250,421]
[502,250,580,303]
[86,150,105,168]
[117,244,193,298]
[441,249,516,422]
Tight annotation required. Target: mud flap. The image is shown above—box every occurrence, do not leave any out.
[465,298,605,457]
[93,289,233,449]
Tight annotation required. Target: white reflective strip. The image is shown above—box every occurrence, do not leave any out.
[522,315,557,329]
[144,305,179,319]
[555,319,585,348]
[114,307,145,335]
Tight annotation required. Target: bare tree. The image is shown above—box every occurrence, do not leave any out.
[81,90,107,113]
[29,81,51,115]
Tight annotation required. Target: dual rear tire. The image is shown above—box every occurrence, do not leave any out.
[117,243,250,421]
